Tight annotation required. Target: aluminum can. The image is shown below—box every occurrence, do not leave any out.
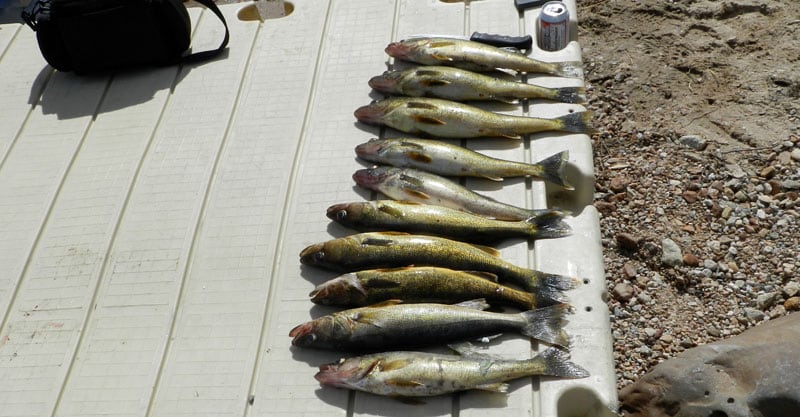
[538,1,570,51]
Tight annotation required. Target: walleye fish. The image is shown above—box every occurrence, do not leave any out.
[316,347,589,397]
[353,166,558,221]
[327,200,570,243]
[299,232,577,296]
[354,97,594,139]
[310,266,550,310]
[369,66,586,103]
[290,299,569,350]
[385,37,583,78]
[355,137,574,188]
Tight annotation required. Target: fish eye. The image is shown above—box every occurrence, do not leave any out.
[314,251,325,262]
[294,333,317,346]
[382,70,389,75]
[370,99,379,104]
[336,210,348,221]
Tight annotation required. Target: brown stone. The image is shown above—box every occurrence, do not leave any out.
[612,282,635,302]
[623,262,638,279]
[682,253,700,267]
[760,165,777,179]
[609,176,629,193]
[594,200,616,213]
[616,233,642,251]
[786,297,800,311]
[682,190,698,203]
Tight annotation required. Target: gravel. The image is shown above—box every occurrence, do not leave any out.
[585,67,800,390]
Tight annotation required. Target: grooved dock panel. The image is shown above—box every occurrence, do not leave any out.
[0,1,617,416]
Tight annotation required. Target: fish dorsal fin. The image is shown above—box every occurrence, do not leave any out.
[469,243,502,257]
[464,271,499,282]
[413,116,446,125]
[377,202,405,218]
[455,298,490,310]
[475,383,509,393]
[405,101,438,110]
[420,79,451,87]
[405,151,432,163]
[366,299,403,308]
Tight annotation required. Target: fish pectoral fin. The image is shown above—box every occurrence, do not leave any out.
[475,382,509,393]
[377,203,406,218]
[386,378,426,388]
[366,299,404,308]
[464,271,499,282]
[403,189,431,200]
[413,115,447,126]
[420,79,451,87]
[481,175,505,182]
[499,134,522,140]
[468,243,502,257]
[405,151,433,163]
[379,359,410,371]
[431,53,454,63]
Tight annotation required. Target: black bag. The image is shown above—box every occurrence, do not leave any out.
[21,0,229,74]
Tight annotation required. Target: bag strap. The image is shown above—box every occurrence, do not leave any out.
[180,0,230,64]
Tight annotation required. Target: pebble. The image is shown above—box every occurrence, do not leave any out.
[661,238,683,267]
[678,135,707,151]
[609,176,629,193]
[623,262,638,278]
[683,253,700,266]
[683,190,698,203]
[784,282,800,297]
[616,233,642,251]
[756,292,777,310]
[637,293,652,304]
[792,148,800,162]
[613,282,635,302]
[759,165,777,179]
[743,307,766,321]
[706,326,721,337]
[785,297,800,311]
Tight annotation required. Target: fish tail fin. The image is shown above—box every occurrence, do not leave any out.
[552,61,584,78]
[524,270,580,293]
[555,86,587,104]
[520,304,570,347]
[556,111,596,134]
[534,151,574,189]
[525,210,572,240]
[532,284,570,307]
[535,347,590,379]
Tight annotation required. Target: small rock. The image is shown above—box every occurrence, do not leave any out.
[756,292,777,310]
[785,297,800,311]
[679,338,695,348]
[744,307,766,321]
[778,151,793,165]
[659,334,673,344]
[784,282,800,298]
[623,262,638,279]
[760,165,778,179]
[609,176,629,193]
[612,282,635,302]
[594,200,616,213]
[661,238,683,267]
[682,253,700,267]
[725,163,747,178]
[616,232,642,251]
[792,148,800,162]
[703,259,718,271]
[637,292,652,304]
[682,190,698,203]
[706,326,721,337]
[678,135,707,151]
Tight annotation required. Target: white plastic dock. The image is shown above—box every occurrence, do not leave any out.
[0,1,616,416]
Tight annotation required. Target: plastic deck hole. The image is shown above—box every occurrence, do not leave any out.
[585,306,592,312]
[238,1,294,21]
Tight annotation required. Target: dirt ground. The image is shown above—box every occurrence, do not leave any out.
[578,0,800,396]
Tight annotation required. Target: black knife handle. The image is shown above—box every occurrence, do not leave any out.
[514,0,550,11]
[470,32,533,51]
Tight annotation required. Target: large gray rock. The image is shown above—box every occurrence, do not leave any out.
[620,313,800,417]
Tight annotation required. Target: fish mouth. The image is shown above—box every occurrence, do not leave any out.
[354,139,385,159]
[352,167,389,189]
[315,358,379,388]
[368,72,401,93]
[326,203,350,222]
[385,41,412,60]
[354,103,385,125]
[289,322,317,347]
[310,273,367,306]
[299,243,325,266]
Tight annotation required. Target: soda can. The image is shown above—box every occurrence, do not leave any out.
[538,1,570,51]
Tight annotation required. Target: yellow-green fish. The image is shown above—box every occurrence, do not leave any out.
[310,266,551,310]
[355,137,574,188]
[290,299,569,350]
[327,200,570,243]
[316,347,589,397]
[299,232,577,295]
[385,37,583,78]
[354,97,594,139]
[369,66,586,103]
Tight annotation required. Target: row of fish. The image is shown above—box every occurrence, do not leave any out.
[292,36,591,399]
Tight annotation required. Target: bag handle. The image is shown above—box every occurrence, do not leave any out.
[181,0,230,64]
